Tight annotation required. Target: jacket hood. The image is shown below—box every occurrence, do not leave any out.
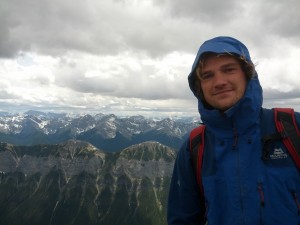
[188,36,263,136]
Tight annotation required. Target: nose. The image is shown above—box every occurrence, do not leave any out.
[212,72,227,89]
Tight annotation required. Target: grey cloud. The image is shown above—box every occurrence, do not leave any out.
[54,57,192,101]
[1,0,179,57]
[56,71,191,101]
[256,0,300,39]
[264,88,300,100]
[0,90,15,99]
[1,0,299,60]
[0,0,127,57]
[0,81,18,99]
[153,0,242,23]
[0,3,19,58]
[0,0,244,59]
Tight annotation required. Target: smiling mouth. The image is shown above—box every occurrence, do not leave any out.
[213,89,233,95]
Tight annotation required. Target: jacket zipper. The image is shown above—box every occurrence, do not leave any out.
[232,127,238,150]
[257,183,265,207]
[257,182,265,225]
[233,125,246,224]
[291,191,300,215]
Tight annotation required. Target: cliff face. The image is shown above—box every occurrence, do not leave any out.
[0,141,176,225]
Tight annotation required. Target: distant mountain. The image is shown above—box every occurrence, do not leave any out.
[0,141,176,225]
[0,111,200,152]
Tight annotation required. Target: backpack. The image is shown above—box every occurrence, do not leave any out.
[189,108,300,195]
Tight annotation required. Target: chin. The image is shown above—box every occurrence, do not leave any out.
[215,103,234,111]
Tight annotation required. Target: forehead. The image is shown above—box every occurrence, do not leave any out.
[200,54,240,70]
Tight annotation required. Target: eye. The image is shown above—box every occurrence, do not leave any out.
[200,72,213,80]
[223,67,237,73]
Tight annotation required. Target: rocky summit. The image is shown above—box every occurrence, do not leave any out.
[0,140,176,225]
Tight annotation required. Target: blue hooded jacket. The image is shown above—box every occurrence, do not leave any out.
[167,36,300,225]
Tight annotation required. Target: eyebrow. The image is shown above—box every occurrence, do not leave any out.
[202,62,239,73]
[220,62,240,68]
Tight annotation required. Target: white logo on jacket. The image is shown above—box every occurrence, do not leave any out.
[270,148,288,159]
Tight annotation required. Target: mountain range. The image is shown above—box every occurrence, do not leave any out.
[0,110,199,224]
[0,110,200,152]
[0,140,176,225]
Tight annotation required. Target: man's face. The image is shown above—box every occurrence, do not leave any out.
[199,54,247,111]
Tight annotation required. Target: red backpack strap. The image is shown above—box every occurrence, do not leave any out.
[189,125,206,221]
[274,108,300,171]
[189,125,206,195]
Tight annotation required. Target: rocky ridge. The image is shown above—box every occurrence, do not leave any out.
[0,140,176,225]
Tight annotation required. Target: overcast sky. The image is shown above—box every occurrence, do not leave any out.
[0,0,300,117]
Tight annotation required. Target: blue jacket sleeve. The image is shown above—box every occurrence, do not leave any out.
[295,111,300,128]
[167,139,206,225]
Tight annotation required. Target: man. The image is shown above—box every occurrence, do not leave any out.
[167,36,300,225]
